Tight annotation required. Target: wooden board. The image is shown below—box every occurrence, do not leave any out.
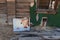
[16,13,30,17]
[0,0,6,3]
[0,14,7,24]
[7,0,15,2]
[0,3,6,14]
[17,0,34,2]
[7,0,15,25]
[0,4,6,10]
[7,1,15,16]
[16,9,30,13]
[16,0,32,17]
[7,15,15,25]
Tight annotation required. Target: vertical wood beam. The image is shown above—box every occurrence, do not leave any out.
[7,0,15,25]
[54,0,58,10]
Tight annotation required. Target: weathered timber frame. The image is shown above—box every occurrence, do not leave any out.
[36,0,58,14]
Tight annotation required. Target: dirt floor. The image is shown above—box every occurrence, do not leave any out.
[0,24,60,40]
[0,24,14,40]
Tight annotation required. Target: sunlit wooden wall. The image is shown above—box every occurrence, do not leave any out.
[0,0,34,25]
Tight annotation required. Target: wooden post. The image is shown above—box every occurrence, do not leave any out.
[7,0,15,25]
[54,0,58,10]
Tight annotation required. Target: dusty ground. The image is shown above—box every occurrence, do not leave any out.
[0,24,14,40]
[0,24,60,40]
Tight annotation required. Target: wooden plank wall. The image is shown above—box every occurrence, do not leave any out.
[0,0,6,3]
[0,0,34,25]
[0,0,7,25]
[37,0,50,9]
[7,0,15,25]
[16,0,31,17]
